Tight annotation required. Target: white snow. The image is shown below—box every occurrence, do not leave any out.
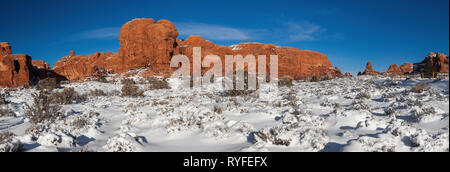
[0,75,448,152]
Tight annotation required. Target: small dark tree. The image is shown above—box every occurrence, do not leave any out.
[422,62,437,78]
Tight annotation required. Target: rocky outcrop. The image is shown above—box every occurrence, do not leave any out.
[399,63,413,74]
[385,64,401,75]
[363,61,379,76]
[32,60,50,70]
[0,42,12,55]
[53,18,343,81]
[53,51,116,81]
[146,35,342,80]
[118,18,178,73]
[384,63,414,75]
[0,43,35,87]
[371,53,448,77]
[0,43,65,87]
[344,72,353,77]
[420,53,449,73]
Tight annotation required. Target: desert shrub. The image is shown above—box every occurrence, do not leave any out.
[25,91,64,127]
[0,106,14,118]
[411,83,427,93]
[71,118,90,129]
[0,131,22,152]
[89,89,106,97]
[214,106,223,114]
[321,75,332,81]
[97,75,108,83]
[0,132,13,144]
[412,107,437,122]
[278,78,294,87]
[0,92,9,105]
[121,78,135,85]
[37,77,60,91]
[356,92,371,99]
[52,87,85,105]
[407,99,423,107]
[384,107,396,116]
[310,76,320,82]
[221,90,255,97]
[121,82,144,98]
[382,93,396,99]
[254,127,291,146]
[148,78,171,90]
[352,100,370,110]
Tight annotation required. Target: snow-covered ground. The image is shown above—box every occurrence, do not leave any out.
[0,76,448,152]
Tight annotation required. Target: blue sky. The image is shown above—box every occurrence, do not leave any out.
[0,0,448,74]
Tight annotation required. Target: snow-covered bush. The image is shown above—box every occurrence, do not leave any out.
[411,83,427,93]
[0,92,8,105]
[412,107,437,122]
[36,133,75,148]
[88,89,106,97]
[356,92,371,99]
[278,78,293,87]
[121,80,144,97]
[105,135,136,152]
[0,132,22,152]
[52,87,86,105]
[254,126,292,146]
[0,106,13,118]
[384,107,396,116]
[406,99,423,108]
[351,100,370,110]
[25,91,64,129]
[147,77,171,90]
[165,110,225,133]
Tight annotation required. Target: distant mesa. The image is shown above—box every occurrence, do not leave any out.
[360,53,449,76]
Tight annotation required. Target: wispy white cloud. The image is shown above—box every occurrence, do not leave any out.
[49,27,120,46]
[286,21,326,42]
[176,22,250,41]
[74,27,121,40]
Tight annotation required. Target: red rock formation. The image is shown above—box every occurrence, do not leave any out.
[143,35,341,79]
[0,43,35,87]
[32,60,50,70]
[53,51,116,81]
[363,61,379,75]
[384,63,414,75]
[118,18,178,73]
[421,53,449,73]
[399,63,413,74]
[53,18,343,81]
[0,42,12,55]
[385,64,401,75]
[344,72,353,77]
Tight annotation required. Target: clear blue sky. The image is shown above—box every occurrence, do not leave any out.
[1,0,448,74]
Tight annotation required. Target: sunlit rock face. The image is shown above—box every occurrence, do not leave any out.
[53,18,342,81]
